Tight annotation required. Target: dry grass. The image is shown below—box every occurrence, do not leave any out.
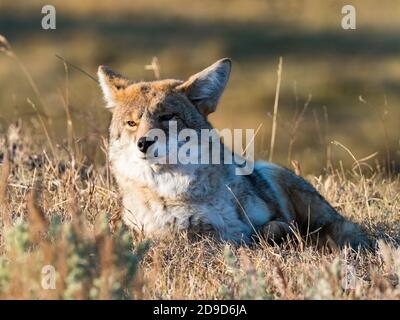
[0,119,399,300]
[0,26,400,299]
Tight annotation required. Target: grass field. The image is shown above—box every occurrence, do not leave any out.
[0,127,399,299]
[0,0,400,300]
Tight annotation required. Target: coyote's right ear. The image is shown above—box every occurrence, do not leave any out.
[97,65,129,109]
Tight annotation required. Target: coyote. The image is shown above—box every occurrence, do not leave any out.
[98,58,370,248]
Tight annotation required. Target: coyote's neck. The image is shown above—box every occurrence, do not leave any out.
[114,161,230,202]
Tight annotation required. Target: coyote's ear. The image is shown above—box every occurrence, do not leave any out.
[97,65,130,109]
[177,58,231,116]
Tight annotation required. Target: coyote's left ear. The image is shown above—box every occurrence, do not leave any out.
[177,58,231,116]
[97,65,130,109]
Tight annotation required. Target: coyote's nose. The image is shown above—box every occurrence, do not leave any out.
[137,137,156,153]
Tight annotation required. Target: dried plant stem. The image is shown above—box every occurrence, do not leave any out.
[11,54,47,110]
[323,106,333,172]
[225,184,260,240]
[27,180,48,243]
[242,123,263,156]
[60,61,76,154]
[0,36,47,115]
[55,54,98,83]
[0,150,11,226]
[331,140,372,228]
[27,98,57,159]
[269,57,283,162]
[287,94,312,164]
[381,96,391,178]
[145,57,161,80]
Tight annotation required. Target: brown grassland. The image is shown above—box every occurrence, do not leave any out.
[0,118,399,299]
[0,0,400,300]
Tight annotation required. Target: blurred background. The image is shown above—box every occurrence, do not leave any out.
[0,0,399,174]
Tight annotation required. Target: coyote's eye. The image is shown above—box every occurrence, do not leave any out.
[126,120,136,127]
[159,114,175,122]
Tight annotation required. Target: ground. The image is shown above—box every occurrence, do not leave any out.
[0,130,399,299]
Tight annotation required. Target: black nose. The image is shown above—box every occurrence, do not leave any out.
[137,137,156,153]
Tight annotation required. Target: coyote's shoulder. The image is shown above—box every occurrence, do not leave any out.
[98,58,371,249]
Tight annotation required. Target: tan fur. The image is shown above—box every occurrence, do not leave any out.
[98,59,372,249]
[257,164,371,248]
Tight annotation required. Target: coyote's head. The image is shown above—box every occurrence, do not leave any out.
[98,59,231,172]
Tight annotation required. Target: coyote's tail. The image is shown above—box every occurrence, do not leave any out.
[282,167,373,250]
[254,162,373,250]
[317,217,374,250]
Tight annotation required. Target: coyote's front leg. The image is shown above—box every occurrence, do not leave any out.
[261,220,292,243]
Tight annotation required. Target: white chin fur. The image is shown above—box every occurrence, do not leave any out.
[109,139,195,198]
